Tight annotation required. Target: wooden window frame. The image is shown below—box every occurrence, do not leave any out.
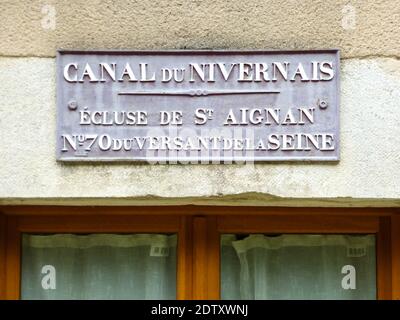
[0,206,399,300]
[0,211,193,300]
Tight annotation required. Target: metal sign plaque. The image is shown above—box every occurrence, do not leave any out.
[57,50,340,163]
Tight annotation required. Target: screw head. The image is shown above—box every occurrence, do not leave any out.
[68,100,78,110]
[318,99,328,109]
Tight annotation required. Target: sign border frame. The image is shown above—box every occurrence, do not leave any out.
[56,49,340,163]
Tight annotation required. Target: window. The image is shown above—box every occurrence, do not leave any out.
[21,233,177,299]
[221,234,376,299]
[1,212,192,300]
[0,207,399,300]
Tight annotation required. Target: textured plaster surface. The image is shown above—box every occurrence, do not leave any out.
[0,57,399,206]
[0,0,399,58]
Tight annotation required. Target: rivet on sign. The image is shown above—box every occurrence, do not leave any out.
[68,100,78,110]
[318,99,328,109]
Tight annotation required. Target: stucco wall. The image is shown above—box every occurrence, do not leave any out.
[1,0,399,58]
[0,0,399,206]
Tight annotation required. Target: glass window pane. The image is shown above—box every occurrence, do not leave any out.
[221,234,376,300]
[21,233,177,300]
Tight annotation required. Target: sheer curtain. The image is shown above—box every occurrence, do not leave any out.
[21,234,177,300]
[221,234,376,300]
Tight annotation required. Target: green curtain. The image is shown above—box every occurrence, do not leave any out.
[21,234,177,300]
[221,234,376,300]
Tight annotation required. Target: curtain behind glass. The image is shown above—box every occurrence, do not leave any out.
[21,234,176,300]
[221,234,376,300]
